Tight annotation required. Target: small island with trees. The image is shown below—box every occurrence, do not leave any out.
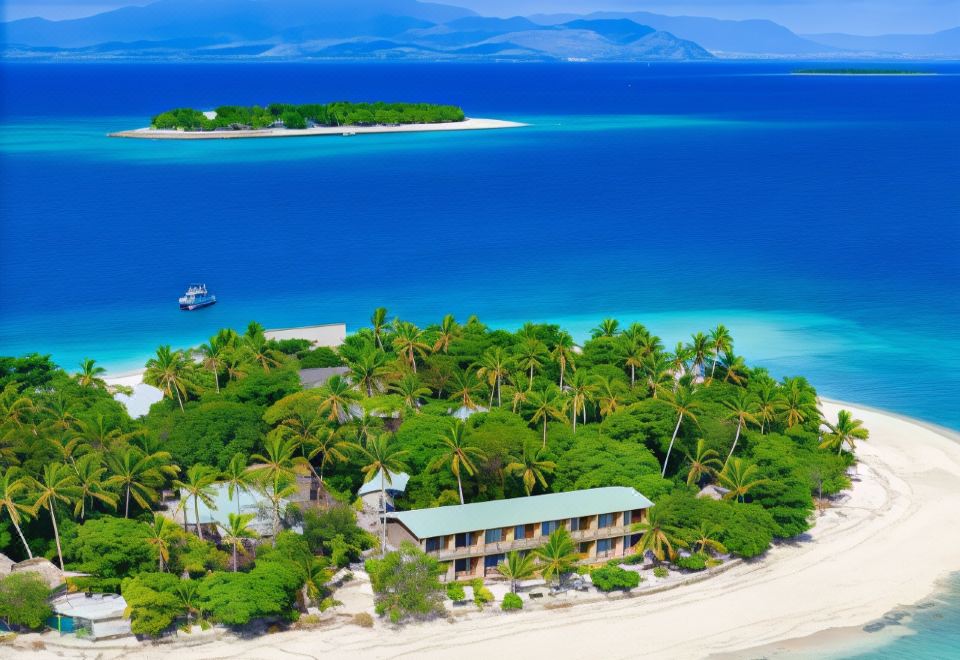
[791,68,933,75]
[109,101,524,140]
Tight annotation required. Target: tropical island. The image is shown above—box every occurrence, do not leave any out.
[1,312,959,658]
[109,102,524,139]
[791,68,934,75]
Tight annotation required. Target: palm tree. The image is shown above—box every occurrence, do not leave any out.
[256,473,298,541]
[355,433,409,556]
[691,522,727,557]
[590,318,620,339]
[476,347,511,407]
[174,464,218,540]
[506,443,556,496]
[144,345,192,412]
[105,446,178,517]
[432,314,460,353]
[75,358,107,389]
[641,352,672,399]
[594,375,625,430]
[719,352,749,386]
[32,463,80,569]
[250,434,309,489]
[722,390,759,467]
[533,528,578,585]
[429,420,486,504]
[197,330,233,393]
[668,342,693,382]
[0,467,37,559]
[243,332,282,372]
[0,384,36,429]
[514,338,548,388]
[348,349,390,398]
[708,325,733,379]
[509,373,533,414]
[632,508,686,564]
[819,409,869,455]
[497,550,537,593]
[370,307,389,351]
[777,378,818,428]
[688,332,712,381]
[567,369,595,433]
[661,385,703,477]
[551,332,575,388]
[617,338,644,389]
[75,414,123,452]
[220,512,259,572]
[448,368,484,410]
[306,428,353,483]
[391,321,430,373]
[718,458,769,503]
[300,556,333,607]
[390,373,430,411]
[684,439,722,486]
[316,375,361,423]
[72,453,117,519]
[144,513,177,572]
[525,386,567,448]
[754,381,779,434]
[175,581,201,628]
[221,452,252,514]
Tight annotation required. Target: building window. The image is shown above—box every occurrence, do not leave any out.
[485,528,503,544]
[597,538,614,554]
[425,537,444,553]
[623,510,632,526]
[455,558,470,573]
[484,553,505,569]
[569,517,581,531]
[541,520,560,536]
[598,513,614,528]
[515,525,526,540]
[579,542,592,554]
[455,532,473,547]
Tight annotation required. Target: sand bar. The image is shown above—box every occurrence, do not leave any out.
[17,400,960,659]
[109,117,526,139]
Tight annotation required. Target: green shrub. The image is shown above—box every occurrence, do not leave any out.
[501,593,523,611]
[621,553,646,565]
[0,573,51,629]
[474,585,494,609]
[674,554,708,571]
[446,582,466,602]
[353,612,374,628]
[590,566,641,592]
[653,566,669,578]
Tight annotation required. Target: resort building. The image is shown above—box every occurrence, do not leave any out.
[48,593,131,640]
[386,487,653,581]
[357,469,410,512]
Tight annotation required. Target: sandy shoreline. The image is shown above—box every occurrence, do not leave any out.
[108,117,526,140]
[23,399,960,659]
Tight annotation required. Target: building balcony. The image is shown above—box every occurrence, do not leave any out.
[428,525,633,560]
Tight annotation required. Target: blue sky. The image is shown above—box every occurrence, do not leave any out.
[3,0,958,35]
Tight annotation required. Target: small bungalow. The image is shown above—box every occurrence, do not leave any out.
[0,555,86,589]
[358,469,409,513]
[48,592,130,640]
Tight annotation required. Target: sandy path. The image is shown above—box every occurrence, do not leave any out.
[20,401,960,659]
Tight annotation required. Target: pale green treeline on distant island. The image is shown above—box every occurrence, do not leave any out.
[152,102,466,131]
[0,312,868,631]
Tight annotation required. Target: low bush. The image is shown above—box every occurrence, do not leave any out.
[653,566,669,578]
[621,553,646,565]
[501,593,523,611]
[590,566,641,592]
[474,585,494,609]
[446,583,466,602]
[353,612,374,628]
[674,554,708,571]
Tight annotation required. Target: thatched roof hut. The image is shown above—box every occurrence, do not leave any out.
[11,557,66,589]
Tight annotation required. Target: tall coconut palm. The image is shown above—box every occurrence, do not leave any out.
[525,386,567,448]
[75,358,107,389]
[220,512,258,572]
[306,428,353,483]
[173,464,218,540]
[509,373,533,414]
[692,522,727,557]
[391,321,430,373]
[355,433,409,556]
[249,433,309,489]
[708,325,733,379]
[506,443,556,496]
[684,439,722,486]
[256,472,299,541]
[497,550,537,593]
[590,318,620,339]
[429,420,486,505]
[221,452,252,514]
[777,377,818,428]
[144,513,177,572]
[243,332,282,373]
[432,314,460,354]
[316,375,361,423]
[348,348,390,398]
[754,381,779,434]
[819,409,869,456]
[594,375,626,431]
[721,390,759,467]
[668,342,693,382]
[345,409,383,448]
[641,352,672,399]
[688,332,712,381]
[718,458,769,503]
[197,331,232,393]
[72,453,117,519]
[0,467,37,559]
[448,368,484,410]
[32,463,80,569]
[75,414,123,452]
[370,307,389,351]
[533,528,578,585]
[567,369,595,433]
[661,385,703,477]
[621,322,650,344]
[476,347,511,407]
[105,446,179,517]
[632,508,686,564]
[551,331,576,389]
[144,345,192,412]
[0,384,36,429]
[718,352,748,386]
[617,338,644,389]
[514,338,549,388]
[390,373,430,411]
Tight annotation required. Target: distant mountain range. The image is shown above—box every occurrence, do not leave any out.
[3,0,958,61]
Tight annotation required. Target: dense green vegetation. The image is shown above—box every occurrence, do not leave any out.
[0,572,51,630]
[151,102,466,131]
[0,311,867,631]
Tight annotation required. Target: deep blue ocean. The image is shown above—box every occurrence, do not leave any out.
[1,60,959,657]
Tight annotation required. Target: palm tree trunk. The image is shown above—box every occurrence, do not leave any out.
[125,485,131,518]
[457,473,464,505]
[724,419,743,468]
[572,405,577,434]
[233,545,238,572]
[528,366,534,389]
[194,496,203,540]
[11,517,33,559]
[49,501,65,570]
[213,368,220,394]
[631,365,635,388]
[497,376,502,408]
[559,362,565,389]
[542,420,548,448]
[174,384,185,412]
[380,470,387,557]
[662,413,684,478]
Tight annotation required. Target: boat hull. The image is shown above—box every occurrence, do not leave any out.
[180,299,217,311]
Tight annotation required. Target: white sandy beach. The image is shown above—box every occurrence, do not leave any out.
[108,117,525,139]
[18,400,960,659]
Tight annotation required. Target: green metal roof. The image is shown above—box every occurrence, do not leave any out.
[387,487,653,539]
